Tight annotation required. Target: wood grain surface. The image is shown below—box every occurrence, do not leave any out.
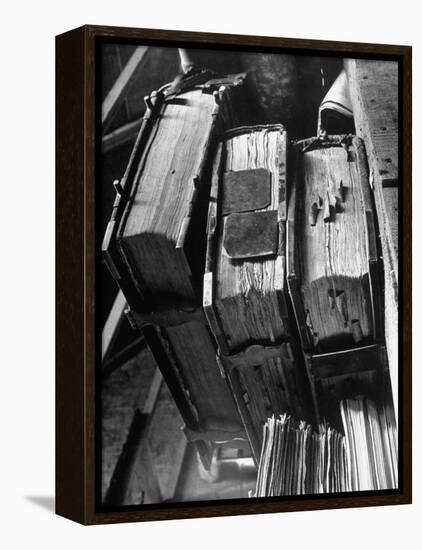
[212,127,289,352]
[296,142,375,352]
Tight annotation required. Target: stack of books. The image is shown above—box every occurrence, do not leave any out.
[255,397,397,497]
[204,124,313,461]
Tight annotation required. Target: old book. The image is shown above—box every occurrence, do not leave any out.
[127,306,249,469]
[291,140,397,442]
[204,124,289,354]
[287,135,382,354]
[103,74,246,310]
[204,125,313,460]
[219,342,311,461]
[102,76,250,468]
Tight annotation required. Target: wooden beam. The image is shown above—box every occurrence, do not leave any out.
[103,410,162,506]
[103,368,164,506]
[345,59,399,264]
[102,118,143,153]
[102,336,146,379]
[102,46,148,132]
[102,289,127,361]
[345,59,399,421]
[143,368,163,415]
[115,44,131,121]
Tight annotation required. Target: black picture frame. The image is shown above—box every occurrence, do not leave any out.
[56,25,412,525]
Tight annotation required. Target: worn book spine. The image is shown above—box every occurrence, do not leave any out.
[102,77,250,469]
[204,124,289,354]
[204,125,315,461]
[126,307,249,469]
[287,135,382,355]
[103,75,247,311]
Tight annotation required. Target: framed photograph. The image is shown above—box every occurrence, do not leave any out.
[56,25,411,525]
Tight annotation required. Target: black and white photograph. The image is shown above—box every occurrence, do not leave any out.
[98,41,401,509]
[2,0,420,543]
